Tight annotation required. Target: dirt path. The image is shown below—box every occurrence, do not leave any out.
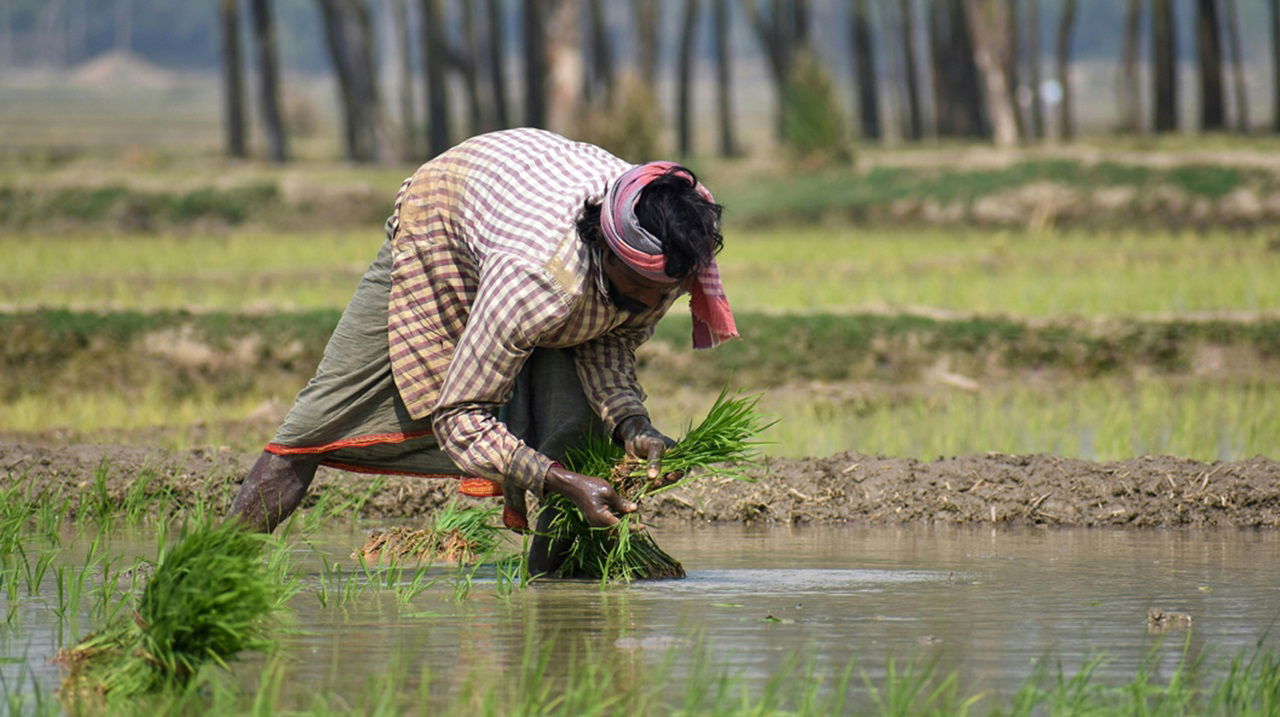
[2,443,1276,528]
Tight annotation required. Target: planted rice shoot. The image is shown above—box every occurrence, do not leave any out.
[55,518,291,697]
[543,391,767,582]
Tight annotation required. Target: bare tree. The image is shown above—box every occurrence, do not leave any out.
[318,0,384,162]
[584,0,615,104]
[1119,0,1142,133]
[1222,0,1247,131]
[115,0,132,52]
[487,0,510,128]
[219,0,248,158]
[898,0,923,140]
[1273,0,1280,132]
[1054,0,1077,140]
[390,0,419,156]
[1025,0,1043,139]
[1006,0,1025,138]
[963,0,1017,146]
[713,0,738,156]
[677,0,701,156]
[633,0,659,91]
[930,0,985,138]
[250,0,288,162]
[545,0,582,135]
[421,0,451,155]
[459,0,487,135]
[0,0,11,68]
[1196,0,1225,131]
[740,0,814,139]
[523,0,547,127]
[850,0,881,140]
[1152,0,1178,132]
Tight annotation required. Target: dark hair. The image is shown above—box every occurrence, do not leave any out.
[577,166,724,281]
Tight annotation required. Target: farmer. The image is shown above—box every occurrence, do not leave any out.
[228,128,735,569]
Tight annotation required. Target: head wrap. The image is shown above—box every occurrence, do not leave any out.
[600,161,738,349]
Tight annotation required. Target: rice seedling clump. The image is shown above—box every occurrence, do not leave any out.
[56,519,291,698]
[357,499,507,564]
[544,392,767,582]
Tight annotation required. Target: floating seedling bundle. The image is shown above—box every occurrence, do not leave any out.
[56,519,292,698]
[357,499,508,564]
[542,392,766,582]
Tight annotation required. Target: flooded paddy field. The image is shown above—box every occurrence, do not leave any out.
[3,521,1278,712]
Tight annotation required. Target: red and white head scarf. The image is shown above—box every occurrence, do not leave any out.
[600,161,738,349]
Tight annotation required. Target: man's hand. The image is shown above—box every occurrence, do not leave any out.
[545,464,638,527]
[615,415,677,481]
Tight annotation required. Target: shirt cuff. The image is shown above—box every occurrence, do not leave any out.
[598,394,649,436]
[506,443,554,498]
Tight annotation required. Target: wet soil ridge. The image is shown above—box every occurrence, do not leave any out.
[11,158,1280,232]
[6,310,1280,401]
[4,444,1276,528]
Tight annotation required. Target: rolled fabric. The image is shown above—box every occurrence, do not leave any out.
[600,161,738,349]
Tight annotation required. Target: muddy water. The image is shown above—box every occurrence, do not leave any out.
[5,524,1278,706]
[274,525,1278,702]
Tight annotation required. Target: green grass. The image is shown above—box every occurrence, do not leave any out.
[645,377,1280,462]
[5,227,1278,318]
[717,227,1280,317]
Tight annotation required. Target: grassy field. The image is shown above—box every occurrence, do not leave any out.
[6,227,1280,317]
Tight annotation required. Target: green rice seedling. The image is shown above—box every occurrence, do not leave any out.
[55,518,291,697]
[542,391,767,582]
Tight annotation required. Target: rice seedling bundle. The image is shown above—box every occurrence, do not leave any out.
[56,519,291,698]
[357,499,506,564]
[543,392,766,582]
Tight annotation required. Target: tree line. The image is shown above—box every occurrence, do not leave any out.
[4,1,1279,161]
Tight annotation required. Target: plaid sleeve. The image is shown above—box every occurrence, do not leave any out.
[430,256,571,495]
[573,322,658,438]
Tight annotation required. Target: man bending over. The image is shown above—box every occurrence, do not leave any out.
[228,128,736,570]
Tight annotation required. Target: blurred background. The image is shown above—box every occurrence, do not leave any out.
[2,0,1279,463]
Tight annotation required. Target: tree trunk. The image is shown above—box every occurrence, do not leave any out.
[1196,0,1225,131]
[545,0,582,135]
[1026,0,1043,139]
[460,0,486,135]
[1152,0,1178,132]
[1273,0,1280,133]
[115,0,132,52]
[1054,0,1077,140]
[1006,0,1025,139]
[740,0,803,140]
[1222,0,1247,131]
[219,0,248,158]
[931,0,985,138]
[391,0,419,157]
[69,0,88,64]
[850,0,881,140]
[677,0,701,156]
[585,0,615,104]
[422,0,451,155]
[0,0,10,69]
[712,0,738,156]
[633,0,659,91]
[249,0,288,162]
[898,0,922,140]
[963,0,1017,146]
[1119,0,1142,133]
[487,0,510,128]
[318,0,382,162]
[523,0,547,127]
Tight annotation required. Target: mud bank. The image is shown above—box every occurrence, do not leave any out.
[3,443,1276,528]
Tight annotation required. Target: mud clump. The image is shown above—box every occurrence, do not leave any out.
[2,443,1278,528]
